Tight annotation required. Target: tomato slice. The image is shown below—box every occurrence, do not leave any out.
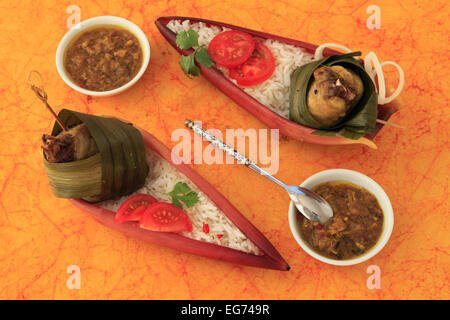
[114,194,158,223]
[229,42,276,86]
[139,202,193,233]
[208,30,255,68]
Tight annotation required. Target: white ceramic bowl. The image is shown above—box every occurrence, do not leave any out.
[56,16,150,96]
[288,169,394,266]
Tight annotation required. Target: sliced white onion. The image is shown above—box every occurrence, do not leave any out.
[314,43,352,60]
[380,61,405,104]
[363,52,377,81]
[364,51,386,104]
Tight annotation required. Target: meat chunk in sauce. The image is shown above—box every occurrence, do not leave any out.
[298,181,383,260]
[64,26,143,91]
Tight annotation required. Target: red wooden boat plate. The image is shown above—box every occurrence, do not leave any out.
[155,16,403,149]
[71,124,289,271]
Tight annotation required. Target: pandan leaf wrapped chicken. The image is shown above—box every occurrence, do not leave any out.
[289,52,378,140]
[42,109,148,202]
[42,123,98,163]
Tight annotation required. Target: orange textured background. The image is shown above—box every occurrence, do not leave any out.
[0,0,448,300]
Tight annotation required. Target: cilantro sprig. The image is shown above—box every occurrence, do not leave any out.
[175,30,215,77]
[168,182,199,209]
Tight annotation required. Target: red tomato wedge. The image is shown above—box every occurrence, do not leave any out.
[114,194,158,223]
[139,202,193,233]
[229,42,275,86]
[208,30,255,68]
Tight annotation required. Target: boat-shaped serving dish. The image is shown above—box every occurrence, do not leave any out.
[71,122,289,271]
[155,16,402,149]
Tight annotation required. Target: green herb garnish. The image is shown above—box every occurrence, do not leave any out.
[179,54,200,77]
[168,182,199,209]
[175,30,215,77]
[175,30,199,49]
[195,47,215,68]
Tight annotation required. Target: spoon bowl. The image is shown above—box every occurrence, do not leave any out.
[286,185,334,224]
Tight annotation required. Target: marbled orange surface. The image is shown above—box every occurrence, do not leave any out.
[0,0,448,300]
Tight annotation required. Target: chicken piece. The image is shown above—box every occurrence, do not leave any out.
[328,216,347,235]
[318,237,332,251]
[348,222,363,233]
[42,124,98,163]
[41,134,74,163]
[307,65,364,127]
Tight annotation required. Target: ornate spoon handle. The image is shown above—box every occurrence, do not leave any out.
[184,120,251,166]
[184,120,291,191]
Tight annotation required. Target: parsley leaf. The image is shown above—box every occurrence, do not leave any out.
[171,196,183,209]
[179,54,200,77]
[168,182,199,209]
[175,30,199,49]
[195,47,215,68]
[170,182,191,194]
[178,192,199,208]
[175,29,215,77]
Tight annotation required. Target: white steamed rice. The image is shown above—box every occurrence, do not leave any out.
[167,19,315,118]
[100,149,261,255]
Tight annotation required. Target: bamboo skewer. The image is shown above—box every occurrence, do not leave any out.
[376,118,404,129]
[28,70,68,131]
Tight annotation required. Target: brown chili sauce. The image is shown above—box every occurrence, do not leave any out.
[64,26,142,91]
[298,181,383,260]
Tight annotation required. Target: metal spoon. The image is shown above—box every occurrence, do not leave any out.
[184,120,334,224]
